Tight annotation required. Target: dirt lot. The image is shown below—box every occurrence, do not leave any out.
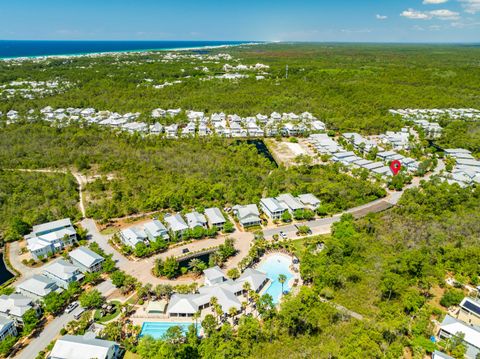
[265,138,320,167]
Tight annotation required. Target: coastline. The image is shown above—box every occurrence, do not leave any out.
[0,41,263,61]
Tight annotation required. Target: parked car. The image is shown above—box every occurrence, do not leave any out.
[182,248,190,254]
[279,231,287,240]
[65,301,79,314]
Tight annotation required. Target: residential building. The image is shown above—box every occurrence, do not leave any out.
[204,208,226,230]
[232,204,261,228]
[438,315,480,359]
[49,333,121,359]
[457,297,480,326]
[204,266,226,286]
[0,317,17,342]
[25,218,77,260]
[0,294,39,324]
[143,220,169,241]
[16,275,62,301]
[69,246,105,273]
[119,227,147,248]
[296,193,321,210]
[42,259,84,289]
[260,198,287,220]
[276,194,305,213]
[185,212,207,229]
[164,214,189,238]
[432,351,454,359]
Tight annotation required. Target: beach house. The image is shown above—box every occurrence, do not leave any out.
[232,204,261,228]
[143,220,169,241]
[164,214,189,238]
[42,259,84,289]
[25,218,77,260]
[69,246,105,273]
[260,198,287,220]
[16,275,62,301]
[119,227,148,248]
[185,212,207,229]
[50,333,121,359]
[204,208,226,230]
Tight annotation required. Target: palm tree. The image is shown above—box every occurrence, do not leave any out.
[241,301,248,314]
[278,274,287,295]
[188,258,203,275]
[193,310,201,332]
[215,305,224,323]
[228,307,238,319]
[242,281,251,303]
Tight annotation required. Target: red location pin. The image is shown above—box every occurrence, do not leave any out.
[390,160,402,176]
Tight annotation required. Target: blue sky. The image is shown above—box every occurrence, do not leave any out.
[1,0,479,42]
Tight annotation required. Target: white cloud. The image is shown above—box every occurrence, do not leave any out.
[423,0,448,4]
[459,0,480,14]
[401,9,431,19]
[341,28,372,33]
[400,8,460,20]
[376,14,388,20]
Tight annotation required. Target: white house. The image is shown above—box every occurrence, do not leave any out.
[144,220,169,241]
[0,317,17,342]
[164,214,189,238]
[185,212,207,229]
[0,294,39,324]
[260,198,287,220]
[42,259,84,289]
[69,246,105,273]
[232,204,261,228]
[204,208,226,230]
[296,193,321,210]
[438,315,480,359]
[50,333,121,359]
[25,218,77,260]
[276,194,305,213]
[203,266,226,286]
[16,275,62,301]
[119,227,147,248]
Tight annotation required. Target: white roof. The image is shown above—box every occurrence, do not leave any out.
[166,294,199,315]
[43,259,80,281]
[237,268,267,292]
[233,204,260,222]
[203,266,225,282]
[164,214,188,232]
[297,193,321,206]
[0,294,34,317]
[69,246,104,268]
[204,207,226,225]
[185,212,207,229]
[120,227,147,247]
[17,275,59,297]
[144,220,168,237]
[440,315,480,348]
[260,198,286,213]
[276,193,305,211]
[31,218,73,235]
[50,334,118,359]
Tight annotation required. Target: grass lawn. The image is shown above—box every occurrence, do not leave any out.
[124,352,141,359]
[94,300,121,323]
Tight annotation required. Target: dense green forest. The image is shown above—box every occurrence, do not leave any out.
[0,170,80,241]
[131,181,480,359]
[0,122,385,221]
[1,43,480,138]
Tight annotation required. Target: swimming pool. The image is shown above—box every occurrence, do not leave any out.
[139,321,197,339]
[257,253,294,304]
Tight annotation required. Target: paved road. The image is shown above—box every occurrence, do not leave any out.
[81,218,254,285]
[13,307,81,359]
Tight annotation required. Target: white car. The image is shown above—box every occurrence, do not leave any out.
[65,301,79,314]
[279,231,287,240]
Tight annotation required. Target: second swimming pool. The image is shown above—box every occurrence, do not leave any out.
[257,253,294,304]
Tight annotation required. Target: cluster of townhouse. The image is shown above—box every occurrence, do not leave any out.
[150,109,326,139]
[0,80,73,100]
[2,106,327,139]
[166,265,268,317]
[119,208,227,247]
[308,133,419,178]
[234,192,320,227]
[441,149,480,186]
[436,296,480,358]
[0,219,105,343]
[391,108,480,121]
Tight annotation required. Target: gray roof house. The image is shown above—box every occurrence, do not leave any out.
[119,227,147,248]
[69,246,105,273]
[25,218,77,260]
[16,275,62,301]
[276,193,305,213]
[144,220,169,241]
[164,214,189,237]
[0,316,17,342]
[185,212,207,229]
[260,198,287,220]
[232,204,261,228]
[236,268,268,292]
[42,259,84,289]
[296,193,321,210]
[0,294,38,324]
[49,333,121,359]
[204,208,226,230]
